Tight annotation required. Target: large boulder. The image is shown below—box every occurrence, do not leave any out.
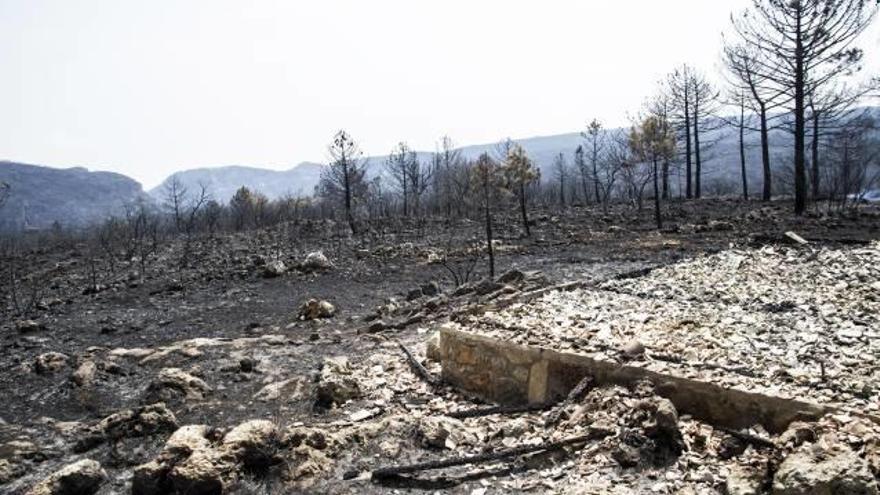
[26,459,106,495]
[301,252,333,272]
[34,352,70,374]
[17,320,44,334]
[298,299,336,320]
[75,403,178,453]
[315,357,360,408]
[166,425,214,454]
[133,420,280,495]
[416,416,474,450]
[131,460,171,495]
[166,449,227,495]
[773,445,879,495]
[146,368,211,401]
[425,331,443,362]
[71,361,98,387]
[254,378,307,402]
[222,420,279,469]
[727,464,766,495]
[646,398,685,457]
[132,425,226,495]
[263,260,287,278]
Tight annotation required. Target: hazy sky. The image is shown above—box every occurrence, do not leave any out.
[1,0,878,188]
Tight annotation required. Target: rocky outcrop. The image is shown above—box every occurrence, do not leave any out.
[75,403,178,453]
[301,251,333,272]
[315,357,360,409]
[25,459,106,495]
[222,420,278,470]
[145,368,212,402]
[132,420,280,495]
[254,378,306,402]
[772,444,878,495]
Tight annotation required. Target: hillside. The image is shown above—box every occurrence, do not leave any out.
[151,120,803,203]
[0,162,148,231]
[149,163,324,203]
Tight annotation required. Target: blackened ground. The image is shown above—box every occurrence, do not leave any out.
[0,198,878,493]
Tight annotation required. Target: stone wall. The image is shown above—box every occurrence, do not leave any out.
[439,327,835,433]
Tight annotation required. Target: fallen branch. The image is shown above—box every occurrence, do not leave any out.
[545,374,595,426]
[718,427,776,450]
[448,403,553,420]
[371,434,595,481]
[397,341,439,386]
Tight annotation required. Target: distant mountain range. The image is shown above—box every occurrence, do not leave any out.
[149,162,324,203]
[151,125,781,204]
[0,162,148,231]
[3,107,876,231]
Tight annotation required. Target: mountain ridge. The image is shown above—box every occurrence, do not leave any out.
[0,161,149,231]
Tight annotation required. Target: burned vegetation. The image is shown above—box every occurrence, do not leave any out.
[2,1,880,494]
[1,191,880,494]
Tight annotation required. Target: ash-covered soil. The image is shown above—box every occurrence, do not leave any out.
[453,240,880,410]
[2,199,879,494]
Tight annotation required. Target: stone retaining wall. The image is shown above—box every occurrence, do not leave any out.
[439,327,833,433]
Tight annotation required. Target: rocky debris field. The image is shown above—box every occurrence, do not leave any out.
[1,199,880,494]
[454,240,880,414]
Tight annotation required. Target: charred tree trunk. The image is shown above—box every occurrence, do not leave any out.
[693,97,702,199]
[484,197,495,278]
[519,183,530,238]
[793,8,807,216]
[653,158,662,230]
[760,107,772,201]
[342,162,357,235]
[740,101,749,200]
[684,92,693,199]
[811,111,820,200]
[662,161,669,200]
[402,174,408,218]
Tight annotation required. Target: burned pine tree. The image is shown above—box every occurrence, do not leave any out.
[668,66,695,199]
[805,84,877,200]
[690,71,719,199]
[629,115,676,230]
[470,153,503,278]
[434,136,465,221]
[723,43,783,202]
[553,153,568,208]
[574,145,588,205]
[318,130,368,234]
[405,152,433,219]
[737,91,750,200]
[385,142,418,217]
[646,93,675,200]
[502,144,540,238]
[730,0,878,215]
[824,114,880,208]
[583,119,606,205]
[668,66,719,200]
